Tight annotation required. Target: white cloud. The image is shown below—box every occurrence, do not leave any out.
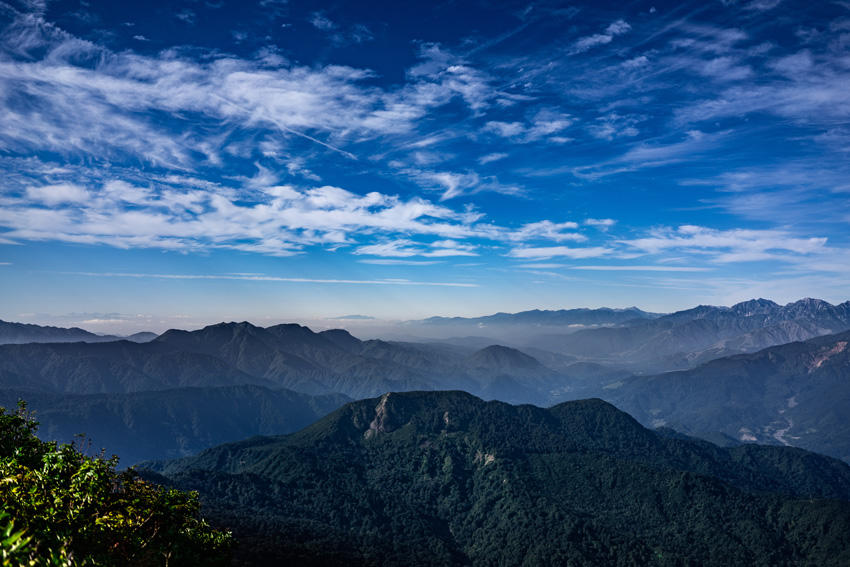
[622,55,649,69]
[675,68,850,126]
[66,271,478,287]
[423,171,480,200]
[587,113,641,140]
[744,0,782,10]
[585,218,616,229]
[622,225,827,263]
[354,238,478,258]
[670,25,747,55]
[605,20,631,35]
[175,10,195,24]
[696,56,752,81]
[0,22,503,169]
[483,110,572,143]
[570,19,631,54]
[507,245,612,259]
[526,110,573,140]
[357,259,443,265]
[478,152,508,165]
[509,220,584,242]
[484,121,525,137]
[25,183,89,205]
[769,50,813,77]
[570,130,723,179]
[400,167,522,200]
[569,265,713,272]
[515,263,565,269]
[0,177,498,256]
[309,12,336,31]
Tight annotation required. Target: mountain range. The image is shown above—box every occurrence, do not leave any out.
[0,322,560,402]
[420,306,660,327]
[0,319,156,344]
[2,297,849,466]
[602,329,850,463]
[531,298,850,372]
[144,391,850,566]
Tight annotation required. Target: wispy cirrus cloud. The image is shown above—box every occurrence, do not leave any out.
[682,161,850,225]
[568,130,725,180]
[64,271,479,287]
[507,245,612,260]
[478,152,508,165]
[309,11,336,31]
[0,15,506,170]
[357,259,444,266]
[396,167,523,200]
[483,109,573,144]
[508,221,585,242]
[354,238,478,258]
[569,19,631,54]
[622,225,828,263]
[568,265,713,272]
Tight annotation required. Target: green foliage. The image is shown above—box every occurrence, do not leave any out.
[0,402,232,566]
[156,391,850,566]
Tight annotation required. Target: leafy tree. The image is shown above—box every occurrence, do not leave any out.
[0,402,232,566]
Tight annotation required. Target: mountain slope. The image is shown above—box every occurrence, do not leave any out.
[152,322,483,398]
[422,307,660,326]
[537,298,850,372]
[148,391,850,566]
[0,319,156,344]
[0,340,269,393]
[0,321,567,402]
[0,385,348,465]
[604,329,850,462]
[0,319,103,343]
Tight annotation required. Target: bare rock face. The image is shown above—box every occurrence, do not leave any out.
[365,393,395,438]
[809,341,847,373]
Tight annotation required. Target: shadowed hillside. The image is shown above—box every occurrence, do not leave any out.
[146,391,850,566]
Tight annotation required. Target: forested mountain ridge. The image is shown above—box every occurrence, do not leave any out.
[0,321,558,402]
[147,391,850,566]
[603,329,850,462]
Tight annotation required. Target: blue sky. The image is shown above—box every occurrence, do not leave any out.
[1,0,849,334]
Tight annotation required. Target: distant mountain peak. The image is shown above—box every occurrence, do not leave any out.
[468,344,544,371]
[730,298,781,316]
[0,319,107,344]
[787,297,833,310]
[202,321,264,340]
[318,328,362,352]
[202,321,259,332]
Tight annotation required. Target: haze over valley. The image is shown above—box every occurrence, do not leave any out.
[3,297,850,466]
